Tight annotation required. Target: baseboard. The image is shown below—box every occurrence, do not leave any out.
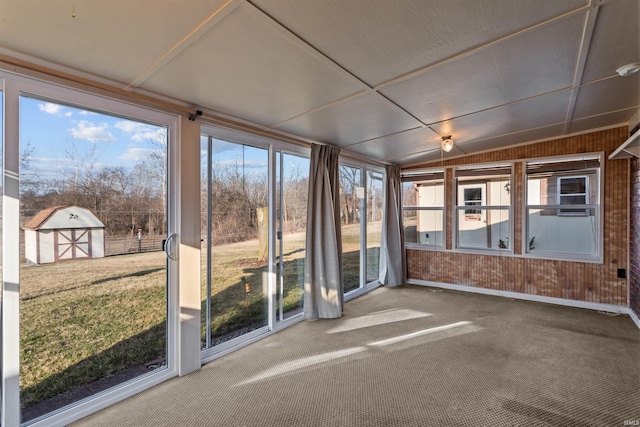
[406,279,637,325]
[629,308,640,329]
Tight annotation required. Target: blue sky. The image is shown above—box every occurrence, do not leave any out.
[9,94,305,184]
[19,96,166,180]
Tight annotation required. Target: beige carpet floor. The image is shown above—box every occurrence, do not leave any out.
[72,285,640,427]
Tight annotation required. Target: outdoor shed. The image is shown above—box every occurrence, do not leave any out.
[23,205,105,265]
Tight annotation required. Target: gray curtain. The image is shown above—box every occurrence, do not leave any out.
[304,144,343,319]
[379,164,406,286]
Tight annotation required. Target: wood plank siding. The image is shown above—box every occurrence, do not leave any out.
[405,127,630,306]
[630,156,640,317]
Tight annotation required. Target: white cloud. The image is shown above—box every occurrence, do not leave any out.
[38,102,63,114]
[131,129,166,144]
[119,147,161,162]
[70,121,116,143]
[115,120,151,133]
[64,112,73,117]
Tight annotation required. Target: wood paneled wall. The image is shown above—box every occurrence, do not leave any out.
[630,157,640,316]
[405,127,630,306]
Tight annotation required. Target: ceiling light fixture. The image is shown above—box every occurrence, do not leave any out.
[441,135,454,152]
[616,63,640,77]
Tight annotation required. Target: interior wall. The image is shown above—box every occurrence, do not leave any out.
[405,127,629,306]
[630,156,640,317]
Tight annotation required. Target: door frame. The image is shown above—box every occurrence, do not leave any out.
[1,72,179,427]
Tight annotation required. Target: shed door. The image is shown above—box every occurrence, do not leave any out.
[55,229,91,261]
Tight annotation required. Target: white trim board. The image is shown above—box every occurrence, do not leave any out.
[629,308,640,330]
[406,279,639,329]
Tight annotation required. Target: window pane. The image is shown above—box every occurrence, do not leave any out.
[560,195,587,206]
[202,139,269,348]
[366,171,383,283]
[402,182,417,206]
[526,157,600,258]
[457,208,510,250]
[560,177,586,194]
[278,153,309,320]
[403,179,445,247]
[528,208,597,255]
[404,209,444,246]
[528,173,597,206]
[403,209,418,243]
[340,165,362,293]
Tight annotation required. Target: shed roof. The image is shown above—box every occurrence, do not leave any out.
[23,206,63,230]
[23,206,105,230]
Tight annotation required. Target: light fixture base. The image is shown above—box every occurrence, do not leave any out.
[616,63,640,77]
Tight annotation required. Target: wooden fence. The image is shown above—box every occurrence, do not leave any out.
[104,234,165,256]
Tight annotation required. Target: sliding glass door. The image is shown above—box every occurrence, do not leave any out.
[200,132,311,351]
[3,80,177,426]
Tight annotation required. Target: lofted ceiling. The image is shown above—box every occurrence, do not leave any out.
[0,0,638,166]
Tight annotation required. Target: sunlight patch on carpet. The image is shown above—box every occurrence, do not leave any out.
[326,308,432,334]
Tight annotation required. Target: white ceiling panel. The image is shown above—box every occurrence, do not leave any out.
[140,4,364,126]
[379,13,585,125]
[452,124,566,158]
[569,109,639,134]
[573,73,640,120]
[431,90,571,144]
[0,0,231,85]
[273,93,423,146]
[345,127,440,161]
[252,0,588,86]
[582,0,640,83]
[0,0,637,167]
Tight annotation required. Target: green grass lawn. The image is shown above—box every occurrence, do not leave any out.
[17,221,380,410]
[19,252,167,408]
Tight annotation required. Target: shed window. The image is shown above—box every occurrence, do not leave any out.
[558,176,588,215]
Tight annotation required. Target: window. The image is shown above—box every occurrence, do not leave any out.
[339,164,384,294]
[455,164,511,251]
[402,170,445,248]
[463,187,483,214]
[558,176,588,215]
[526,155,601,260]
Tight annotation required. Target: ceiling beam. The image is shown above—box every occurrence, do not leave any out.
[563,0,601,134]
[125,0,245,90]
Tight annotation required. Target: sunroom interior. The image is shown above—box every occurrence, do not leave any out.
[0,0,639,426]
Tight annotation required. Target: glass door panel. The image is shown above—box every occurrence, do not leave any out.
[18,96,169,422]
[339,165,362,293]
[366,171,383,284]
[202,138,269,348]
[276,152,309,321]
[0,89,3,424]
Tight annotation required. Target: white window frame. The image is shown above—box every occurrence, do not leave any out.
[454,163,513,254]
[524,153,603,263]
[401,169,446,250]
[557,175,589,216]
[338,156,385,300]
